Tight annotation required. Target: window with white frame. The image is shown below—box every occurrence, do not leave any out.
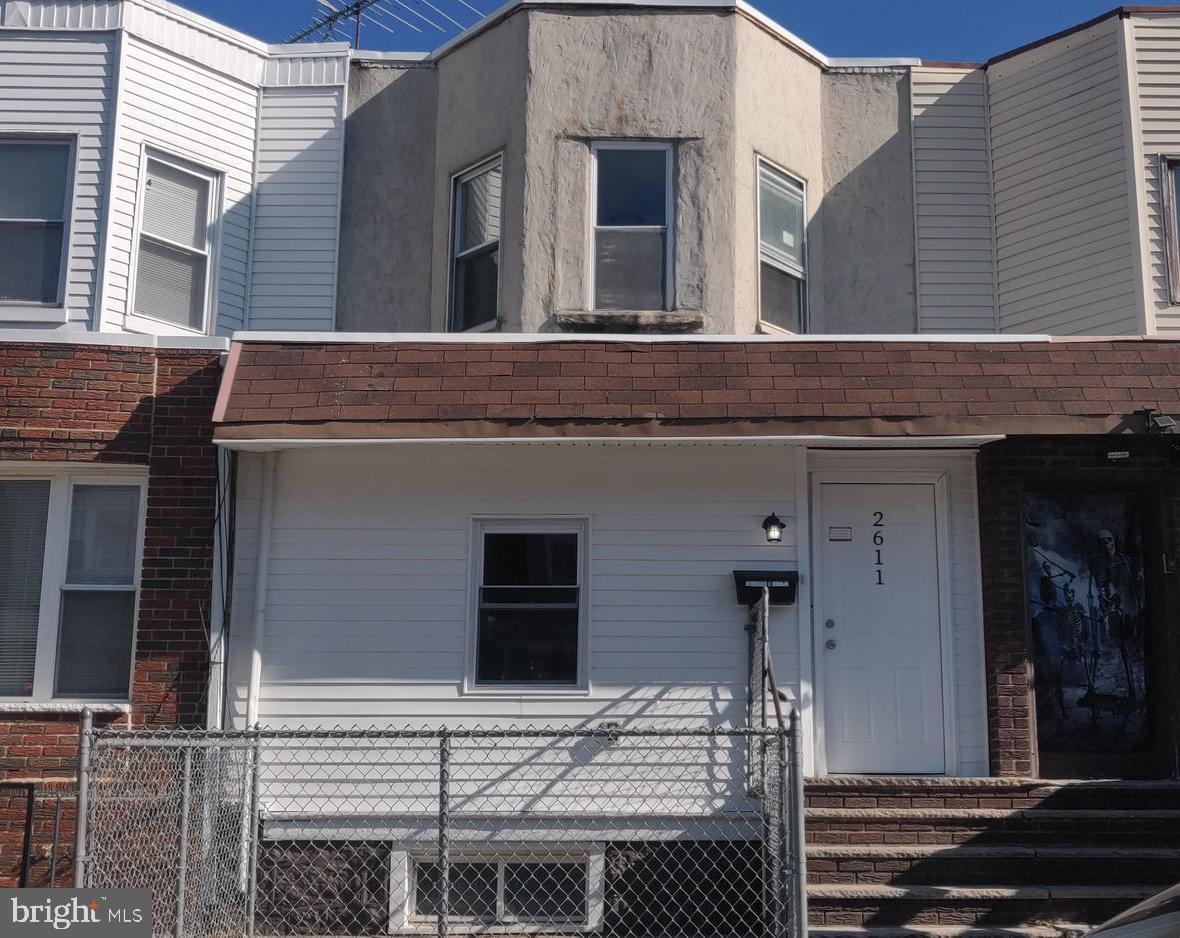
[0,475,143,701]
[1163,157,1180,304]
[591,142,673,311]
[390,850,605,932]
[473,523,585,687]
[757,160,806,333]
[450,156,502,332]
[133,154,216,332]
[0,138,72,305]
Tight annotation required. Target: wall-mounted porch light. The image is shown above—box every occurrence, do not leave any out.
[762,513,784,544]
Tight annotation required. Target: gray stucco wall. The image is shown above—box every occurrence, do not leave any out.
[520,10,738,332]
[818,69,918,333]
[337,63,438,332]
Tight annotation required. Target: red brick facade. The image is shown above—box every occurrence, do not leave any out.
[0,340,222,887]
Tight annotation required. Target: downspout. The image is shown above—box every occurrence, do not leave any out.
[245,452,278,729]
[206,447,235,729]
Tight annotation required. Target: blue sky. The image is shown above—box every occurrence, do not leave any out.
[187,0,1179,57]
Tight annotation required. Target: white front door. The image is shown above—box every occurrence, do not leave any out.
[815,482,946,774]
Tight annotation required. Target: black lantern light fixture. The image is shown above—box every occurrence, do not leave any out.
[762,513,784,544]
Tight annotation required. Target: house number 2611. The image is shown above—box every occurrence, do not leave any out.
[872,511,885,585]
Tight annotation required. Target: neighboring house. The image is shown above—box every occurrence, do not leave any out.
[4,0,1180,935]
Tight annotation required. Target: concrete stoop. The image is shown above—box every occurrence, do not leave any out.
[804,778,1180,932]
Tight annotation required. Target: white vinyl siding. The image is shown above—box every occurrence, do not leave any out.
[1130,14,1180,332]
[0,34,113,326]
[227,445,801,731]
[988,18,1141,335]
[247,85,343,332]
[106,35,257,335]
[910,67,998,333]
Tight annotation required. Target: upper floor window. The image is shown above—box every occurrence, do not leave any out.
[757,160,806,333]
[0,138,72,306]
[450,156,502,332]
[133,153,216,333]
[591,142,673,311]
[472,522,585,689]
[0,473,144,702]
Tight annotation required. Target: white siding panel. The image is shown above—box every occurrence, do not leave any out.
[1,0,121,29]
[988,20,1140,335]
[246,85,343,330]
[1131,15,1180,332]
[105,34,257,333]
[911,68,998,333]
[0,33,113,326]
[228,445,801,732]
[807,451,988,777]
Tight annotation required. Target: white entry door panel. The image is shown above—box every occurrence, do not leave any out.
[817,482,946,774]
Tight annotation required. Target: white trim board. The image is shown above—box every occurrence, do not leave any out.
[229,330,1054,344]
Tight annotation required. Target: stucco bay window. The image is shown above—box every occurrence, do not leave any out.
[0,138,72,307]
[591,142,673,311]
[450,156,502,331]
[757,160,806,333]
[0,473,144,703]
[132,152,218,333]
[471,522,587,689]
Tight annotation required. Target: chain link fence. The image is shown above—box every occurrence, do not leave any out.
[76,720,805,938]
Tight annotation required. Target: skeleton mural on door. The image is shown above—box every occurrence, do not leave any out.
[1023,492,1149,753]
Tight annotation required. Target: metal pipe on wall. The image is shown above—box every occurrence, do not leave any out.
[245,452,278,729]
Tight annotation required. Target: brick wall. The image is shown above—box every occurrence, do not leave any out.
[976,436,1180,776]
[0,341,222,886]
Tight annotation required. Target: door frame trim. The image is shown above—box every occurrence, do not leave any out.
[809,470,959,776]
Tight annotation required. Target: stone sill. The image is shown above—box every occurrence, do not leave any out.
[0,701,131,714]
[552,309,705,333]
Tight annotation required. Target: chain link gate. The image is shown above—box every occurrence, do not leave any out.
[76,717,805,938]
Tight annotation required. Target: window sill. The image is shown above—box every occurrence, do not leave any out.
[0,701,131,714]
[460,684,593,699]
[552,309,704,334]
[124,311,208,338]
[0,304,70,324]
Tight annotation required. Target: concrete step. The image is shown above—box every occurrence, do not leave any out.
[806,843,1180,886]
[807,883,1158,928]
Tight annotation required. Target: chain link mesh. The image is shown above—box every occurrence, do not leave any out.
[82,726,800,938]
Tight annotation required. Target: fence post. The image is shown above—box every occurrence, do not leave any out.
[787,709,807,938]
[776,729,789,938]
[50,792,63,887]
[438,728,450,938]
[246,729,263,938]
[176,748,193,938]
[73,708,93,889]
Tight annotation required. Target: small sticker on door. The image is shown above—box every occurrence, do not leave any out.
[828,525,853,542]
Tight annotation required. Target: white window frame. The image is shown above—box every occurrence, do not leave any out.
[0,132,77,323]
[588,140,675,312]
[0,466,147,706]
[464,518,590,695]
[125,147,222,337]
[389,847,606,934]
[755,155,808,335]
[448,153,504,333]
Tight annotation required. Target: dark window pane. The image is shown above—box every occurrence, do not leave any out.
[482,533,577,586]
[414,862,497,919]
[505,863,587,922]
[596,148,667,226]
[0,480,50,697]
[54,590,135,698]
[0,142,70,220]
[452,245,498,331]
[0,222,63,303]
[481,586,578,606]
[594,228,665,310]
[760,262,803,333]
[477,607,578,684]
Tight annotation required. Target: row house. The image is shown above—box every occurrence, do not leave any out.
[4,0,1180,935]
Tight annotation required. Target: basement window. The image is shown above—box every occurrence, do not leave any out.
[390,850,605,933]
[449,156,502,332]
[757,160,806,333]
[470,522,586,690]
[591,142,674,311]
